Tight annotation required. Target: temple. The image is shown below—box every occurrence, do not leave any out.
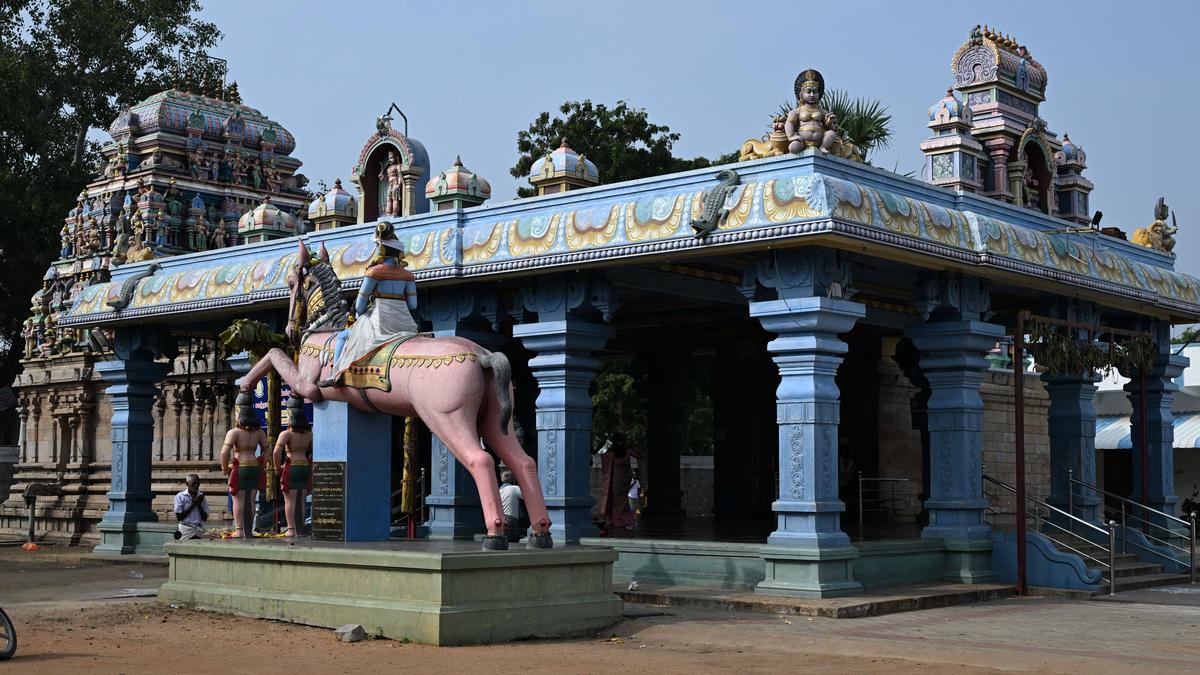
[5,26,1195,600]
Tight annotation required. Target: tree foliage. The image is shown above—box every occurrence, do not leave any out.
[0,0,221,385]
[219,319,286,361]
[510,99,738,198]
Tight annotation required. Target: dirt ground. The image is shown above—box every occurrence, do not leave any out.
[1,546,1198,674]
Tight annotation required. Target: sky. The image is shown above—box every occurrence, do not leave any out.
[198,0,1200,276]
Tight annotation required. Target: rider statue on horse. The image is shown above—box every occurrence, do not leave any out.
[237,223,553,550]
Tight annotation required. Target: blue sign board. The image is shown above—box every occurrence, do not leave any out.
[250,377,314,430]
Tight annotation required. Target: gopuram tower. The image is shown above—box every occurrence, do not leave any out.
[5,81,309,544]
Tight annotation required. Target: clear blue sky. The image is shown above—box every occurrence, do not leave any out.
[200,0,1200,276]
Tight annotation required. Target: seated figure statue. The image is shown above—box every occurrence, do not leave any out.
[786,69,840,155]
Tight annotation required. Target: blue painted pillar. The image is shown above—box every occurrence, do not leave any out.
[512,274,618,544]
[313,399,393,541]
[753,298,864,547]
[94,357,172,554]
[94,327,173,555]
[1123,343,1188,522]
[906,274,1001,583]
[1043,373,1101,524]
[514,320,613,544]
[423,288,504,540]
[744,249,864,597]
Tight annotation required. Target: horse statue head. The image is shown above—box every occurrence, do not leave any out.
[286,238,349,346]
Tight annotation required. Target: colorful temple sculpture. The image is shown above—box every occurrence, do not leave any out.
[921,26,1093,223]
[7,27,1196,606]
[5,82,310,544]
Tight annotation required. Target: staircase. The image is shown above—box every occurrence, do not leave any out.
[1041,531,1190,593]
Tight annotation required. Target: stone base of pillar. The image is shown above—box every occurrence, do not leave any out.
[940,538,995,584]
[921,497,991,542]
[95,520,177,556]
[426,497,484,540]
[756,544,862,598]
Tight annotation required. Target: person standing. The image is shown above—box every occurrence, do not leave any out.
[628,470,643,528]
[498,470,524,542]
[173,474,210,540]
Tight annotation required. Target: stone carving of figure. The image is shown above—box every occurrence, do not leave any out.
[264,161,280,193]
[21,317,35,359]
[786,69,840,155]
[188,147,205,179]
[378,150,404,217]
[155,214,169,248]
[112,145,128,177]
[111,219,130,266]
[232,152,246,186]
[60,224,74,259]
[1023,172,1040,211]
[194,212,209,251]
[249,160,263,190]
[86,226,102,262]
[218,151,233,182]
[211,219,226,249]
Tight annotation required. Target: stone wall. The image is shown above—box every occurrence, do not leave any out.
[873,361,1052,525]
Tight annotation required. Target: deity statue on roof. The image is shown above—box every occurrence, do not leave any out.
[782,69,862,161]
[786,69,840,155]
[379,150,404,217]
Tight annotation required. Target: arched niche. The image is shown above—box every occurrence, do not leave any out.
[355,139,411,223]
[350,129,430,222]
[1019,139,1053,215]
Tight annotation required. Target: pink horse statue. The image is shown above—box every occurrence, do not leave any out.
[238,240,552,550]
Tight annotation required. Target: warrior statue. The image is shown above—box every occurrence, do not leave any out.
[220,392,269,538]
[273,396,313,538]
[378,151,404,217]
[319,222,418,387]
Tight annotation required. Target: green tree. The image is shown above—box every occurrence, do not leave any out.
[510,99,738,198]
[590,361,647,452]
[0,0,221,385]
[779,90,893,161]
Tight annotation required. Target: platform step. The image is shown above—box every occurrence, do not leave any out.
[618,583,1013,619]
[1103,573,1191,593]
[1111,561,1164,578]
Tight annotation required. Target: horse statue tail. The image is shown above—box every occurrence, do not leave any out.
[478,351,513,436]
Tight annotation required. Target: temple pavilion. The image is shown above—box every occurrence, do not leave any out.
[6,25,1196,596]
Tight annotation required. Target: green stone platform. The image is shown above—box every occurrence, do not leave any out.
[158,539,621,645]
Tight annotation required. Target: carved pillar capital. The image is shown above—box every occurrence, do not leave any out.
[913,273,992,322]
[741,248,853,302]
[511,273,620,324]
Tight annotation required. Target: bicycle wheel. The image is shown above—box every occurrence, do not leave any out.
[0,606,15,660]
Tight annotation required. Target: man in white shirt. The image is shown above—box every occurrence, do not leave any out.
[173,474,210,540]
[498,470,523,542]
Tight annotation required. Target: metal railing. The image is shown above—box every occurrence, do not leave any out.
[1067,471,1196,583]
[856,473,911,540]
[984,474,1118,595]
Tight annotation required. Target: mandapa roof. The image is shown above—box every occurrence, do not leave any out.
[59,153,1200,327]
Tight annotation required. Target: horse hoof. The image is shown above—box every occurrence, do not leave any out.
[482,535,509,551]
[527,532,553,549]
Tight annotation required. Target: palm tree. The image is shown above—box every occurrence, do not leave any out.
[778,90,893,162]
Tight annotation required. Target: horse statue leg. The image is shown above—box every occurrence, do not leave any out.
[483,424,553,549]
[239,346,324,402]
[421,410,509,551]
